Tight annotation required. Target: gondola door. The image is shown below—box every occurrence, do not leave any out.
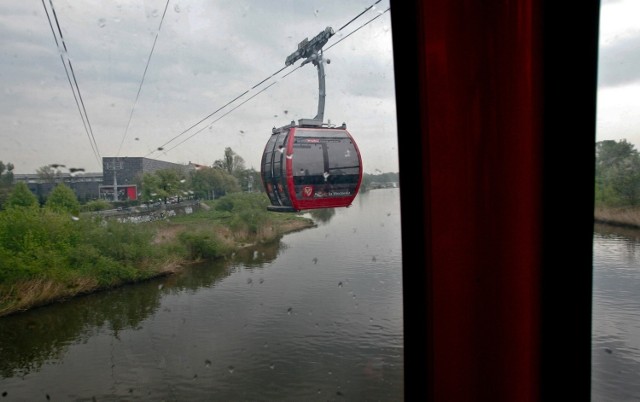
[261,128,294,211]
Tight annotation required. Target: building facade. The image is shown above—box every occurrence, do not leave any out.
[101,157,193,201]
[13,157,194,203]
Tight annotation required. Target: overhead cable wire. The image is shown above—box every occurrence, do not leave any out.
[161,82,279,154]
[337,0,383,32]
[146,65,291,157]
[327,7,390,52]
[117,0,170,156]
[42,0,102,164]
[147,0,388,156]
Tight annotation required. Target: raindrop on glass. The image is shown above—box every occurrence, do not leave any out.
[98,18,106,28]
[228,365,235,374]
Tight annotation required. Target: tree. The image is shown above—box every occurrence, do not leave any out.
[5,182,38,209]
[0,161,15,209]
[190,167,239,199]
[595,140,640,206]
[45,183,80,214]
[140,168,187,204]
[213,147,245,175]
[36,164,59,183]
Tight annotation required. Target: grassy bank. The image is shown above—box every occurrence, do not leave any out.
[594,206,640,229]
[0,193,315,317]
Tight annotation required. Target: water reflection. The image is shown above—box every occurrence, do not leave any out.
[592,223,640,401]
[306,207,336,224]
[0,255,239,378]
[0,189,404,401]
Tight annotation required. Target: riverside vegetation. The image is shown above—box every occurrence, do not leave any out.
[594,139,640,228]
[0,187,314,317]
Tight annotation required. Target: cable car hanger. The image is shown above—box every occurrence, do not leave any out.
[260,27,363,212]
[285,26,334,125]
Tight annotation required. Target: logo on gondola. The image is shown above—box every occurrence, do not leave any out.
[303,186,314,197]
[305,138,320,143]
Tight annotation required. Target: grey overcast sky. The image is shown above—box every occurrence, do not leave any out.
[597,0,640,147]
[0,0,394,174]
[0,1,635,175]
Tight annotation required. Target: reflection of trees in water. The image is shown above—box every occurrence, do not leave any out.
[231,240,286,268]
[0,283,163,378]
[307,208,336,223]
[0,241,286,378]
[594,223,640,260]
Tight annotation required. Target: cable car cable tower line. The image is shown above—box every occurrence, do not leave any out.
[145,1,388,157]
[41,0,101,165]
[117,0,171,157]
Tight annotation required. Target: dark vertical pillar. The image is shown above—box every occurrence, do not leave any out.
[391,0,599,400]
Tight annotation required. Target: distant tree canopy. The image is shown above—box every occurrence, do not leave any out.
[213,147,245,175]
[0,161,15,209]
[6,182,38,209]
[190,166,239,200]
[45,183,80,214]
[595,139,640,207]
[140,168,188,204]
[360,172,399,192]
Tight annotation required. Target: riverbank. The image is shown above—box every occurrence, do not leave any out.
[594,206,640,229]
[0,195,316,317]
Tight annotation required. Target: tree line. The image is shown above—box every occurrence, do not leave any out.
[595,139,640,208]
[0,147,400,211]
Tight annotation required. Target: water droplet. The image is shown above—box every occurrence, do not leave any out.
[287,307,293,315]
[205,359,211,367]
[269,363,275,370]
[371,256,377,262]
[158,284,163,290]
[174,4,181,13]
[247,278,253,285]
[338,281,343,288]
[259,278,264,284]
[312,257,318,264]
[228,365,235,374]
[98,18,106,28]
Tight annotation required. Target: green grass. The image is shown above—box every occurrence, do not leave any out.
[0,192,314,316]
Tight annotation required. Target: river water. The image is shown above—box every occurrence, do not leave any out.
[2,191,637,401]
[592,223,640,401]
[0,188,404,401]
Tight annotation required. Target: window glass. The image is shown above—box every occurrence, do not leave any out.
[0,1,400,400]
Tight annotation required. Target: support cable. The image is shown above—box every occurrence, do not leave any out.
[117,0,171,156]
[42,0,102,164]
[146,1,389,156]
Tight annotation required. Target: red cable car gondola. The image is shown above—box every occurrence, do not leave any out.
[261,27,363,212]
[261,121,362,212]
